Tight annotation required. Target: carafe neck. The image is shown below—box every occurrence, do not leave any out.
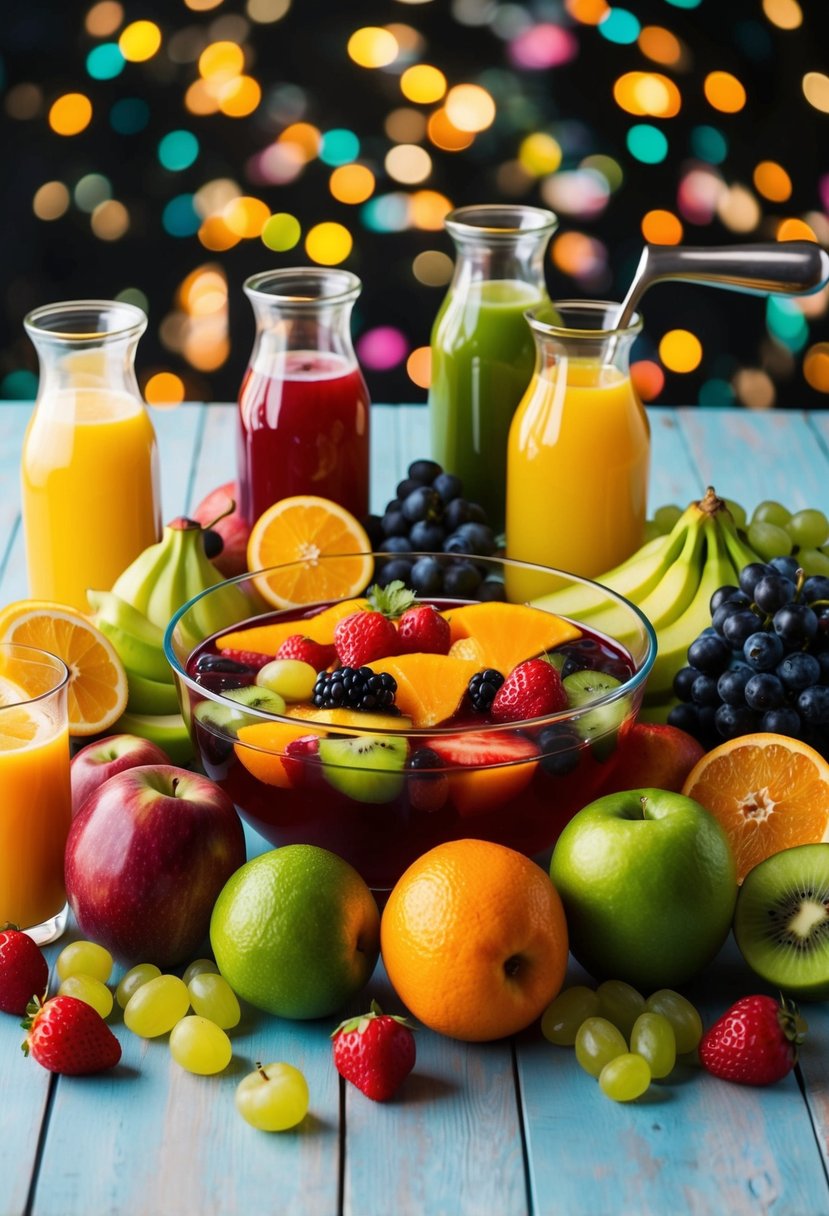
[527,300,643,378]
[244,268,361,366]
[445,204,557,292]
[24,300,147,404]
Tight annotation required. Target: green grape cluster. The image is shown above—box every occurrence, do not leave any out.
[541,979,703,1103]
[648,499,829,576]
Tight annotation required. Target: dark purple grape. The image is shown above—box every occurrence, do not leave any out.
[712,598,753,637]
[743,631,784,672]
[687,633,731,674]
[753,574,796,614]
[443,498,473,531]
[769,555,801,582]
[776,651,821,691]
[382,508,408,537]
[667,702,702,736]
[402,486,442,523]
[818,652,829,682]
[714,703,760,739]
[537,725,581,776]
[409,520,444,549]
[202,528,223,559]
[691,673,721,706]
[362,513,385,548]
[396,476,425,500]
[802,575,829,604]
[466,502,488,523]
[744,673,785,711]
[195,653,255,676]
[383,535,414,554]
[723,609,764,649]
[762,706,801,735]
[710,585,743,614]
[433,472,462,503]
[477,579,507,602]
[445,522,497,557]
[408,458,442,483]
[773,603,819,649]
[673,665,699,700]
[376,558,414,586]
[717,666,752,705]
[739,562,773,598]
[410,556,443,596]
[797,685,829,725]
[443,560,483,597]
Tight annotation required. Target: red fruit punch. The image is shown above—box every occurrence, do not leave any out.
[699,994,803,1087]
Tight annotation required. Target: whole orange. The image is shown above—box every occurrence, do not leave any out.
[380,839,568,1042]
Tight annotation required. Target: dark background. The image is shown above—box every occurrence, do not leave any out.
[1,0,827,408]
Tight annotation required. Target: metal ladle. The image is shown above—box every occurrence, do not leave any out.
[615,240,829,329]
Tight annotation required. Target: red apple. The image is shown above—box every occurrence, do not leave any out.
[65,765,246,967]
[603,722,706,795]
[192,481,250,577]
[70,733,170,817]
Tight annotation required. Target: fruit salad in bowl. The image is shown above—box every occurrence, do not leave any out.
[164,553,656,891]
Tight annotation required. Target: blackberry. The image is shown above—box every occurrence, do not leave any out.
[467,668,505,713]
[313,666,398,712]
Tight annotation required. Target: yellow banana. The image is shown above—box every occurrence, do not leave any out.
[645,516,737,702]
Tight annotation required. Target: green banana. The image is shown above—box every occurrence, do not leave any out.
[113,710,194,765]
[645,515,737,702]
[87,590,173,684]
[125,670,181,716]
[718,510,766,574]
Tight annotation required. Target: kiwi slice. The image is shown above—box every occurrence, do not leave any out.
[734,843,829,1000]
[194,685,286,735]
[319,734,409,804]
[562,669,631,761]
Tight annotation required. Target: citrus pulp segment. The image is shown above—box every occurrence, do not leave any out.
[246,495,373,609]
[443,602,581,674]
[217,598,368,654]
[366,653,478,727]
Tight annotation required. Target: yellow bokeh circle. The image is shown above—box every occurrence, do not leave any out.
[261,213,301,251]
[199,41,245,80]
[119,20,162,63]
[305,222,353,265]
[400,65,446,105]
[330,164,375,205]
[49,93,93,136]
[445,84,496,133]
[519,133,562,176]
[659,329,703,373]
[145,372,185,407]
[704,71,747,114]
[347,27,398,69]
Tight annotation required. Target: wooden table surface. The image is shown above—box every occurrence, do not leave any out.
[1,401,829,1216]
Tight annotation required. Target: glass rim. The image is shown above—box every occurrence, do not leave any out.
[243,267,362,308]
[525,299,643,340]
[164,551,657,740]
[445,203,558,240]
[23,299,147,343]
[0,642,71,707]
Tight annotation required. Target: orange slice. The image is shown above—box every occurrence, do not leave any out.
[285,706,412,732]
[0,601,128,736]
[247,495,374,609]
[681,732,829,883]
[235,721,321,788]
[443,602,581,674]
[0,705,52,751]
[218,598,368,655]
[366,654,477,728]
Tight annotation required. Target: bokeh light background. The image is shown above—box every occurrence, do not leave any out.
[1,0,828,409]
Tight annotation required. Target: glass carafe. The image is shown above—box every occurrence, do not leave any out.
[21,300,161,611]
[237,268,370,526]
[428,204,558,529]
[506,301,650,594]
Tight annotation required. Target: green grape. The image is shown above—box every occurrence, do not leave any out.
[747,521,793,561]
[630,1012,676,1079]
[256,659,316,703]
[642,519,662,543]
[56,940,113,984]
[786,508,829,549]
[236,1061,309,1131]
[169,1015,232,1075]
[653,504,683,534]
[599,1053,651,1102]
[116,963,161,1009]
[796,547,829,578]
[124,974,190,1038]
[574,1017,627,1078]
[58,974,114,1019]
[596,979,645,1037]
[644,989,703,1054]
[723,498,747,528]
[187,972,241,1030]
[751,499,791,527]
[182,958,219,986]
[541,985,600,1046]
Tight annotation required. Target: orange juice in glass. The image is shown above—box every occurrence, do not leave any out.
[0,644,71,944]
[506,302,649,599]
[22,301,161,611]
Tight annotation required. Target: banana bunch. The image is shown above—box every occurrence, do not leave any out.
[531,487,765,720]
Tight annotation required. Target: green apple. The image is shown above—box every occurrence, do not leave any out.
[210,845,380,1019]
[549,788,737,990]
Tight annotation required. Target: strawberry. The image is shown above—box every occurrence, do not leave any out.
[331,1000,416,1101]
[22,995,122,1075]
[699,995,804,1086]
[491,658,568,723]
[0,928,48,1016]
[334,611,399,667]
[275,634,337,670]
[220,648,273,670]
[396,604,451,656]
[427,729,540,768]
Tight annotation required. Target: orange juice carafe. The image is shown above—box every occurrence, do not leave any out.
[506,301,650,598]
[21,300,161,611]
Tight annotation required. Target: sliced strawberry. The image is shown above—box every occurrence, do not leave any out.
[427,730,540,817]
[283,734,321,786]
[275,635,337,670]
[220,648,273,670]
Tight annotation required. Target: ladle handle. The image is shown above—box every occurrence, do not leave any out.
[616,240,829,329]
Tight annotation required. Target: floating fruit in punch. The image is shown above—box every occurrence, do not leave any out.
[365,653,477,728]
[217,597,368,656]
[381,839,568,1042]
[425,730,540,817]
[681,733,829,883]
[445,602,581,675]
[319,734,409,804]
[210,845,380,1019]
[733,843,829,999]
[246,495,374,609]
[550,789,737,989]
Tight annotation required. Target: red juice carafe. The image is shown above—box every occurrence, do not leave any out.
[237,268,370,525]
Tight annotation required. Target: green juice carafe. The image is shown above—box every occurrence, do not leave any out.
[428,204,557,529]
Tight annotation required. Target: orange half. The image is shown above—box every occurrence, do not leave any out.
[443,602,581,674]
[235,721,321,787]
[218,598,368,655]
[246,495,374,609]
[681,732,829,883]
[366,653,478,727]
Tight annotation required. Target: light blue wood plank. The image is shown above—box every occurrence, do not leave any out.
[149,404,205,520]
[0,404,30,593]
[185,404,237,513]
[647,407,708,509]
[791,999,829,1179]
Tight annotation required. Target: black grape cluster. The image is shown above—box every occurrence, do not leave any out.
[668,556,829,755]
[363,459,504,600]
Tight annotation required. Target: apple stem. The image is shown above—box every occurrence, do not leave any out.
[256,1061,269,1080]
[640,795,649,815]
[171,777,180,796]
[203,499,236,531]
